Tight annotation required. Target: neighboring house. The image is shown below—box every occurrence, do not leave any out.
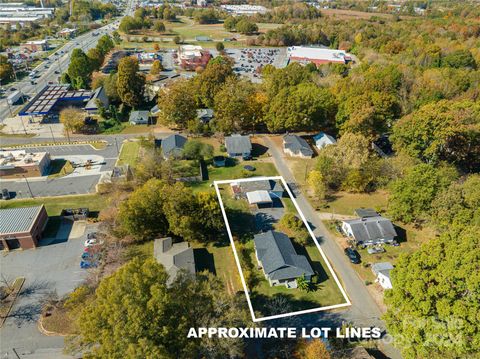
[239,179,284,198]
[225,134,252,158]
[197,108,214,123]
[84,86,109,114]
[371,262,394,289]
[283,134,314,158]
[161,133,187,159]
[341,209,397,245]
[253,230,314,288]
[313,132,336,150]
[129,110,150,125]
[154,237,195,285]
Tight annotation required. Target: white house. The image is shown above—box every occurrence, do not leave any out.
[341,209,397,245]
[371,262,394,289]
[313,132,336,150]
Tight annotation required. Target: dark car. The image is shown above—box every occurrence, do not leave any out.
[1,188,10,200]
[344,247,361,264]
[87,232,97,240]
[80,260,98,269]
[54,70,60,74]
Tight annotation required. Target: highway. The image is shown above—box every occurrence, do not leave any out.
[0,0,137,122]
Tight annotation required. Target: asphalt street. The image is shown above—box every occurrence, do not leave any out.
[262,137,402,359]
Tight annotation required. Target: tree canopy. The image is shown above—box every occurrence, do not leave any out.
[116,56,145,108]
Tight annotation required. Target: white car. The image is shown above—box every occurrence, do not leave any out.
[84,238,104,247]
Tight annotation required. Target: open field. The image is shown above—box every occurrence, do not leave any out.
[321,8,414,20]
[117,140,141,166]
[216,178,348,320]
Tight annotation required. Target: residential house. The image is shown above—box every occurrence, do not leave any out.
[196,108,214,124]
[283,134,314,158]
[253,230,314,288]
[371,262,394,289]
[239,179,284,198]
[313,132,336,150]
[129,110,150,125]
[341,209,397,245]
[154,237,195,285]
[225,134,252,158]
[161,133,187,159]
[84,86,109,114]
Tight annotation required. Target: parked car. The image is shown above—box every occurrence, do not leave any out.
[0,188,10,200]
[344,247,361,264]
[367,246,386,254]
[85,238,104,247]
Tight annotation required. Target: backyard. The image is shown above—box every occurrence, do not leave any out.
[116,140,142,166]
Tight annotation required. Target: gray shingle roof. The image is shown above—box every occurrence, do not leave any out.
[129,110,150,123]
[371,262,394,277]
[344,216,397,243]
[225,135,252,155]
[154,238,195,284]
[161,134,187,157]
[0,206,44,235]
[283,134,313,157]
[254,230,314,281]
[240,179,283,193]
[354,208,380,218]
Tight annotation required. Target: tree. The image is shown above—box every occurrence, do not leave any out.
[157,79,197,128]
[150,59,163,75]
[388,163,458,223]
[265,83,336,132]
[442,49,477,69]
[0,55,14,82]
[262,62,312,99]
[213,77,264,133]
[118,179,169,240]
[215,42,224,52]
[60,107,85,134]
[278,213,309,245]
[296,274,310,292]
[69,258,250,358]
[384,228,480,358]
[173,35,182,44]
[116,56,145,108]
[96,34,114,56]
[112,31,122,44]
[194,60,235,108]
[67,48,92,89]
[103,72,119,102]
[297,339,331,359]
[153,20,165,32]
[182,140,213,161]
[223,16,237,31]
[87,48,104,70]
[391,100,480,172]
[307,170,326,200]
[235,19,258,35]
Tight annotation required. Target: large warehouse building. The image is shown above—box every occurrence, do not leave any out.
[287,46,352,66]
[0,205,48,250]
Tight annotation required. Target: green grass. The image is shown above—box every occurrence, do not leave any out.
[48,159,74,179]
[121,124,155,134]
[0,194,108,216]
[323,191,389,216]
[117,141,141,166]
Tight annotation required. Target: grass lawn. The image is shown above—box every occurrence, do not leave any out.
[323,191,389,216]
[117,141,141,166]
[0,194,108,216]
[121,124,156,134]
[48,159,74,179]
[41,305,76,335]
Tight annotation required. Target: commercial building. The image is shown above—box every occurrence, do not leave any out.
[0,205,48,250]
[20,39,49,53]
[177,45,212,71]
[0,4,54,26]
[0,149,51,178]
[287,46,352,66]
[58,28,77,38]
[220,4,268,15]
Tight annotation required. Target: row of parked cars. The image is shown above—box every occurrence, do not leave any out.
[80,232,104,269]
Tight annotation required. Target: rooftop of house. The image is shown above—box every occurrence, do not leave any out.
[225,134,252,154]
[239,179,283,193]
[371,262,394,277]
[161,133,187,156]
[313,132,336,145]
[154,237,195,284]
[246,190,272,204]
[254,230,314,281]
[354,208,380,218]
[0,205,44,235]
[129,110,150,122]
[344,216,397,242]
[283,134,314,157]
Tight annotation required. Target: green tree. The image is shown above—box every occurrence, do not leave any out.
[103,72,119,102]
[112,30,122,44]
[96,34,114,56]
[87,48,104,70]
[391,100,480,172]
[194,60,235,107]
[150,59,163,75]
[118,179,169,240]
[388,163,458,223]
[116,56,145,108]
[69,258,249,358]
[384,228,480,358]
[0,55,14,82]
[297,274,310,292]
[215,42,224,52]
[182,140,213,161]
[223,16,237,31]
[307,170,326,200]
[157,79,197,128]
[60,107,85,134]
[235,19,258,35]
[265,83,336,132]
[67,48,92,89]
[153,20,165,32]
[442,49,477,69]
[262,62,312,99]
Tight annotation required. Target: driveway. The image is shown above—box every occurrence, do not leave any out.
[262,136,401,359]
[0,221,93,358]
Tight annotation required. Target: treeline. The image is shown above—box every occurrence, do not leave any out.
[119,6,177,34]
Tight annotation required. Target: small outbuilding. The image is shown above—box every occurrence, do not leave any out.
[283,134,314,158]
[129,110,150,125]
[313,132,336,149]
[371,262,394,289]
[246,190,273,207]
[197,108,214,123]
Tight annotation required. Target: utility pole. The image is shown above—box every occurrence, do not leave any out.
[22,175,34,198]
[114,137,119,154]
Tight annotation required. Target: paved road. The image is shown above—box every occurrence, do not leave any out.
[263,137,401,358]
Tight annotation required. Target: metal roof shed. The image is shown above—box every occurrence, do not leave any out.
[246,190,272,205]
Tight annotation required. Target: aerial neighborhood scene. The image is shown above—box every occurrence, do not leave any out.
[0,0,479,358]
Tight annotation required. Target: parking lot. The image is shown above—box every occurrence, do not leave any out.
[0,221,95,357]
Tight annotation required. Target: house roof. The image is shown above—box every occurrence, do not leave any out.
[313,132,336,147]
[84,86,108,111]
[371,262,394,276]
[154,238,195,284]
[0,205,44,235]
[354,208,380,218]
[129,110,149,122]
[197,108,214,119]
[150,104,160,115]
[246,190,272,204]
[225,135,251,154]
[283,134,313,157]
[343,216,397,243]
[161,134,187,156]
[240,179,283,193]
[254,230,314,281]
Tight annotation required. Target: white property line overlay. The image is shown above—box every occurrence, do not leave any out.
[214,175,351,322]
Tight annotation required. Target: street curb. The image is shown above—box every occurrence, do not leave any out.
[1,140,107,150]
